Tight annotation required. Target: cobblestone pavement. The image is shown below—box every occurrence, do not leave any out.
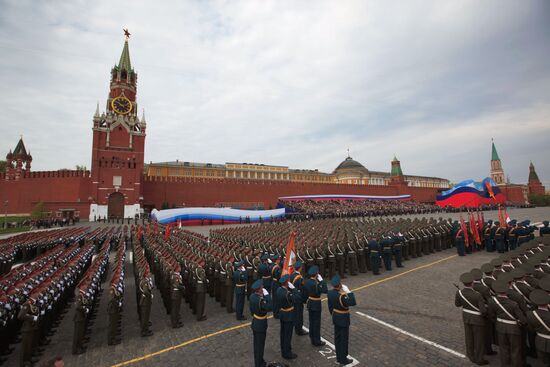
[2,207,549,367]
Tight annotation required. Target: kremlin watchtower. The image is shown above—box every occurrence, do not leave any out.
[89,31,146,220]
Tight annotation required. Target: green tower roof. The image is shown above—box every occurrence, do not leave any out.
[117,39,132,72]
[529,162,540,182]
[13,138,27,156]
[491,141,500,161]
[391,156,403,176]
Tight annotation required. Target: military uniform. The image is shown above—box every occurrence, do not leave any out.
[368,239,380,275]
[170,270,185,328]
[233,261,248,320]
[250,280,273,367]
[290,261,308,335]
[328,275,356,366]
[489,280,526,367]
[303,265,328,347]
[527,289,550,365]
[277,274,300,360]
[455,273,488,365]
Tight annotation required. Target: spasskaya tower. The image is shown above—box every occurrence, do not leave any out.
[89,30,146,220]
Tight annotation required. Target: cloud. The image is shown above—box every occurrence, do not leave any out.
[0,0,549,186]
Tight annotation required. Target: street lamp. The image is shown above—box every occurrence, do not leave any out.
[3,200,8,230]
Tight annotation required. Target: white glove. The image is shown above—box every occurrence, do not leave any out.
[240,266,246,272]
[288,282,295,290]
[341,285,350,294]
[33,316,38,321]
[262,288,269,296]
[317,274,323,282]
[267,259,272,264]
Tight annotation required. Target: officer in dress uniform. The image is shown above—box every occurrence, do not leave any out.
[454,272,488,365]
[302,265,328,347]
[290,261,308,335]
[328,275,356,366]
[277,274,300,360]
[250,279,272,367]
[233,260,248,320]
[489,280,526,367]
[527,289,550,365]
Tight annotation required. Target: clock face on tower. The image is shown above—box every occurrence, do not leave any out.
[111,96,132,115]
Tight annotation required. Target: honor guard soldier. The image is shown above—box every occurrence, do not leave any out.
[328,275,356,366]
[250,279,272,367]
[233,260,248,320]
[72,289,88,355]
[455,272,488,365]
[489,280,526,367]
[527,289,550,365]
[290,261,308,335]
[271,255,282,319]
[303,265,327,347]
[18,298,39,367]
[170,267,185,328]
[367,238,381,275]
[277,274,300,360]
[541,221,550,237]
[108,284,122,344]
[483,221,494,252]
[139,275,154,336]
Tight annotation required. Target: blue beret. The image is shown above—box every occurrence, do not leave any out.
[510,220,517,226]
[294,261,302,269]
[271,254,280,261]
[251,279,263,290]
[525,220,531,225]
[544,221,549,226]
[280,274,289,284]
[495,221,500,225]
[308,265,319,276]
[487,220,493,223]
[260,253,268,260]
[234,260,244,267]
[331,275,341,287]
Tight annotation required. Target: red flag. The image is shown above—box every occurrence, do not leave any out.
[281,231,297,276]
[477,211,483,232]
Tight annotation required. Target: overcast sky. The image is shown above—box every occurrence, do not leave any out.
[0,1,549,185]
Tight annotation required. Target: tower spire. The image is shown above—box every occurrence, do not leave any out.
[491,139,500,161]
[118,30,132,72]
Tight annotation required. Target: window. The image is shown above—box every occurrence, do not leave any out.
[113,176,122,186]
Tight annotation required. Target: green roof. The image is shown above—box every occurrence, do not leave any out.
[529,162,540,182]
[391,156,403,176]
[117,40,132,72]
[13,138,27,156]
[491,141,500,161]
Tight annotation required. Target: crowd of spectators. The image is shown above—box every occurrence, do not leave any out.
[281,199,443,219]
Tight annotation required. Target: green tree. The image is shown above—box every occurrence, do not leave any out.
[529,194,550,207]
[0,160,5,173]
[31,201,48,219]
[76,165,87,171]
[161,201,170,210]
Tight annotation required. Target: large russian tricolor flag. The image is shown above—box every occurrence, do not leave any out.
[436,177,506,208]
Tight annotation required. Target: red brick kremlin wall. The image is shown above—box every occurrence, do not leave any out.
[0,171,92,217]
[141,176,441,209]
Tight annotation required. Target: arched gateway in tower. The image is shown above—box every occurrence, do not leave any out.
[89,32,146,220]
